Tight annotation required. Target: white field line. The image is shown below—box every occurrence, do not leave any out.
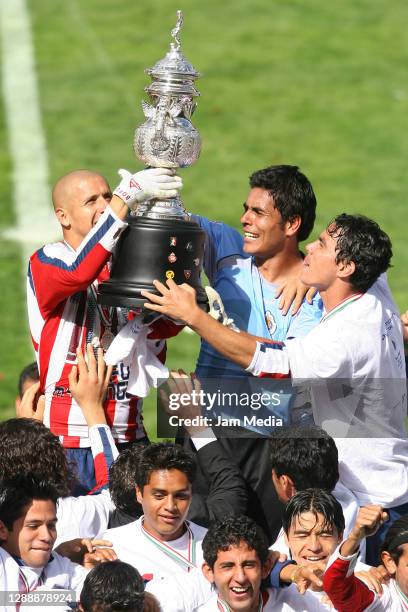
[0,0,59,272]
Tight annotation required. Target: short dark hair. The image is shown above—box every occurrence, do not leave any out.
[380,514,408,565]
[202,515,269,570]
[269,426,339,492]
[282,488,345,536]
[18,362,39,398]
[136,443,196,491]
[0,419,73,497]
[249,165,316,242]
[328,214,392,292]
[109,445,147,516]
[0,476,58,532]
[80,560,144,612]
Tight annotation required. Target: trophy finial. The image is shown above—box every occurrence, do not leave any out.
[171,10,183,50]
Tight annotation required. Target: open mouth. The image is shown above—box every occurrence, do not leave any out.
[303,555,327,563]
[230,586,251,598]
[243,231,259,240]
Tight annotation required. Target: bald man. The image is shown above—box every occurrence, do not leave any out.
[27,167,182,493]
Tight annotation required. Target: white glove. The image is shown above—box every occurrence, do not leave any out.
[113,168,183,207]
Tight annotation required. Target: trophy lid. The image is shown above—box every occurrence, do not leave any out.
[145,11,200,98]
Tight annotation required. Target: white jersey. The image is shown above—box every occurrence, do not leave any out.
[54,424,117,546]
[248,275,408,506]
[103,517,207,582]
[0,547,87,612]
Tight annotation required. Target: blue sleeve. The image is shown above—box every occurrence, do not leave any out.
[287,293,323,339]
[191,215,244,284]
[269,560,296,588]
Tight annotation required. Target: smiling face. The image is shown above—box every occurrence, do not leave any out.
[203,543,271,612]
[240,188,295,261]
[1,499,57,568]
[285,510,342,569]
[54,171,112,249]
[136,469,192,542]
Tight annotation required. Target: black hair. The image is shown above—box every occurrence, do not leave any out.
[249,165,316,242]
[136,443,196,491]
[0,475,59,532]
[109,445,147,516]
[202,515,269,570]
[282,488,345,536]
[17,362,39,398]
[80,560,144,612]
[0,418,73,497]
[269,426,339,492]
[380,514,408,565]
[328,214,392,292]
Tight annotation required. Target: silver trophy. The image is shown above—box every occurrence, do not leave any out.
[98,11,206,309]
[133,10,201,219]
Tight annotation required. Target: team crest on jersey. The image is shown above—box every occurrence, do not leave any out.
[168,252,177,263]
[265,310,277,335]
[170,237,177,246]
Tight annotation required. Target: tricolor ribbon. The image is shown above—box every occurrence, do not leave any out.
[141,518,196,571]
[320,293,364,325]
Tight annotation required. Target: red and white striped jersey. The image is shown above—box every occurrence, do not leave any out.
[27,206,164,448]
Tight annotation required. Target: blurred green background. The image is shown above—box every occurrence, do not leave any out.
[1,0,408,436]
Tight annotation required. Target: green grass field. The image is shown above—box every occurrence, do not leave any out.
[1,0,408,436]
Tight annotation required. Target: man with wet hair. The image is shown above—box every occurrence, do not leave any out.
[269,426,359,555]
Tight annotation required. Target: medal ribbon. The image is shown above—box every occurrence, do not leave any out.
[319,293,364,325]
[17,566,45,611]
[141,518,196,571]
[251,260,276,340]
[395,582,408,610]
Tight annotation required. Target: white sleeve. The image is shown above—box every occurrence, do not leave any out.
[246,341,290,377]
[55,489,114,547]
[146,570,213,612]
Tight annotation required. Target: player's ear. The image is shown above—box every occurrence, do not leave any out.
[336,259,355,280]
[136,485,143,505]
[285,215,301,237]
[55,206,71,229]
[202,562,215,584]
[0,520,9,542]
[381,550,397,576]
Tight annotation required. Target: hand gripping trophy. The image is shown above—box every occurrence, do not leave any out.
[98,11,207,309]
